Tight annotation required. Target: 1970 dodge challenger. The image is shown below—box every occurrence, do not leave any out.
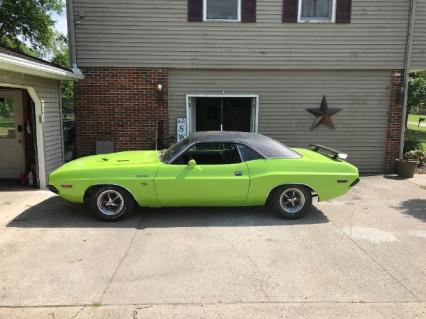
[48,131,359,221]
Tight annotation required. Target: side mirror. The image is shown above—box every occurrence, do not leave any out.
[188,159,197,167]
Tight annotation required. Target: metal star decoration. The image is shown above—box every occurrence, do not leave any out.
[306,95,342,130]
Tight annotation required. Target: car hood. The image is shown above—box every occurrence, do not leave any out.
[57,150,162,171]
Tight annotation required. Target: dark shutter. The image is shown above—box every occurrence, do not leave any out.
[282,0,298,23]
[241,0,256,23]
[188,0,203,22]
[335,0,352,23]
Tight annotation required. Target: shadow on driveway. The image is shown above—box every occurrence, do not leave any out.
[399,198,426,222]
[7,196,329,228]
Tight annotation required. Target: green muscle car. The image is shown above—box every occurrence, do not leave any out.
[48,131,359,221]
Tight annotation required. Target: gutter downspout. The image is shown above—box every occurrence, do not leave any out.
[399,0,417,157]
[66,0,82,77]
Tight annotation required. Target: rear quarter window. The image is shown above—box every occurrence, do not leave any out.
[238,144,264,162]
[248,140,301,159]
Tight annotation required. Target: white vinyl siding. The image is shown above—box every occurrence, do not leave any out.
[72,0,425,70]
[169,69,392,173]
[412,0,426,71]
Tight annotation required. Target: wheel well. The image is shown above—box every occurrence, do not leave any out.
[83,184,137,204]
[267,184,318,203]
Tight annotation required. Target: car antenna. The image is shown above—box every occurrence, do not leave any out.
[154,123,158,150]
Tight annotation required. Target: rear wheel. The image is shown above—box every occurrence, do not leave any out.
[88,186,134,221]
[270,185,312,219]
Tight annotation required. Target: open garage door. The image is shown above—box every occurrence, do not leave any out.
[0,89,39,187]
[0,90,25,179]
[187,95,258,134]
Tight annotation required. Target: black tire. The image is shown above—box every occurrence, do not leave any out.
[88,185,135,221]
[269,185,312,219]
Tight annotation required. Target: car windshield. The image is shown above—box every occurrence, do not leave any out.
[160,137,191,163]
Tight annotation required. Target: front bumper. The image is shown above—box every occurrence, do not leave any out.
[350,178,360,187]
[47,185,59,194]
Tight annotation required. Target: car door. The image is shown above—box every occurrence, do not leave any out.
[154,142,250,206]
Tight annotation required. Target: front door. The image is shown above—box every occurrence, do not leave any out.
[155,142,250,206]
[0,90,25,179]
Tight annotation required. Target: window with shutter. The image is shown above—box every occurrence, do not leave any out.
[282,0,299,23]
[335,0,352,23]
[189,0,256,23]
[188,0,203,22]
[283,0,351,23]
[299,0,336,22]
[204,0,241,21]
[241,0,256,23]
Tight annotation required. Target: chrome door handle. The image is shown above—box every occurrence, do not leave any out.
[234,171,243,176]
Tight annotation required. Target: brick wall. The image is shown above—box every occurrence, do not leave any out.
[74,67,168,156]
[384,70,404,172]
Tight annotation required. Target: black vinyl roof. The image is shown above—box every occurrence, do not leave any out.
[188,131,300,159]
[189,131,271,143]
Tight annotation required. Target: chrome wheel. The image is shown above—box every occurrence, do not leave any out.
[279,188,306,214]
[96,189,125,216]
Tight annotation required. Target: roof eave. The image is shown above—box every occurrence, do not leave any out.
[0,52,84,81]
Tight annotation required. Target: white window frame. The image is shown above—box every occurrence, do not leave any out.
[298,0,336,23]
[203,0,241,22]
[185,94,259,134]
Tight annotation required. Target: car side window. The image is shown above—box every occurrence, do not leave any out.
[172,142,242,165]
[237,144,264,162]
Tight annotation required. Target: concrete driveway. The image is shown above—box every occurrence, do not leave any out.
[0,175,425,318]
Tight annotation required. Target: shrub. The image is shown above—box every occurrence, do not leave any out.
[404,149,426,164]
[404,137,424,154]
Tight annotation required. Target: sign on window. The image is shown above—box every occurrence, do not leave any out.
[177,118,187,142]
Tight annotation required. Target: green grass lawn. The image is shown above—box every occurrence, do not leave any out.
[0,117,14,137]
[408,114,426,124]
[407,114,426,150]
[0,122,13,128]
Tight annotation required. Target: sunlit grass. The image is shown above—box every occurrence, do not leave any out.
[406,114,426,150]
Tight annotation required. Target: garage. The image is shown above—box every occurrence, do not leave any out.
[0,47,82,188]
[168,69,393,173]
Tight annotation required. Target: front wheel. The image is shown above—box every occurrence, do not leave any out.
[270,185,312,219]
[88,186,134,221]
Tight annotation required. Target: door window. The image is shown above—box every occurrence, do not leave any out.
[173,142,241,165]
[0,97,15,138]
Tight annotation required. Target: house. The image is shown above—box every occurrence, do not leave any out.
[69,0,426,172]
[0,47,82,188]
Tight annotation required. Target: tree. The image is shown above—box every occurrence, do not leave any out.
[408,72,426,113]
[0,0,63,56]
[0,97,13,118]
[51,33,73,102]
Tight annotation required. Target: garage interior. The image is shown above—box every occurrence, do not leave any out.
[0,88,39,187]
[193,97,256,132]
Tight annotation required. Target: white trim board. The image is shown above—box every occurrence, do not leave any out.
[0,53,84,81]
